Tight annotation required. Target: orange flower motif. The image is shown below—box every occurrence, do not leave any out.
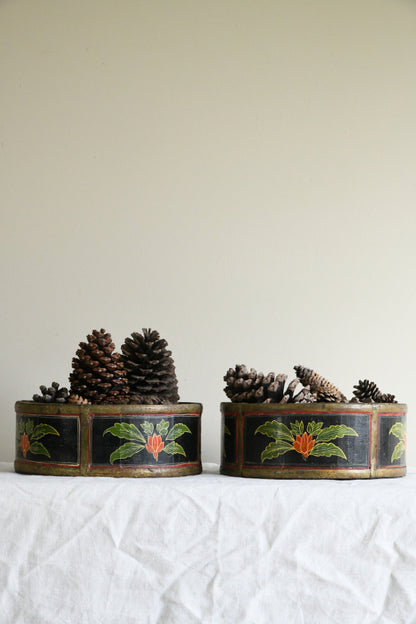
[20,434,30,458]
[293,432,315,459]
[146,433,164,461]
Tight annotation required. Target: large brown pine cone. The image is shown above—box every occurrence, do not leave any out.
[224,365,317,404]
[69,329,130,404]
[294,365,347,402]
[352,379,397,403]
[121,328,179,404]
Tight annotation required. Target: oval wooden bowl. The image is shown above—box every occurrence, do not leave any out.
[15,401,202,477]
[220,402,407,479]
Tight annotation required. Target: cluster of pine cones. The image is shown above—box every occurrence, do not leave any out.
[31,331,399,406]
[224,364,398,404]
[32,328,179,405]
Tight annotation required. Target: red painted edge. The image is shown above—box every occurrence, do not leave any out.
[17,412,80,418]
[244,410,370,417]
[368,412,372,469]
[197,415,201,462]
[243,463,369,471]
[88,412,201,418]
[90,461,201,470]
[16,459,81,468]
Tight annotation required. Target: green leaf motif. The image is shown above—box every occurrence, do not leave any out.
[166,423,191,441]
[104,422,146,443]
[309,442,346,460]
[315,425,358,443]
[141,421,154,436]
[389,422,406,441]
[255,421,294,443]
[31,424,60,441]
[156,419,169,437]
[307,421,323,436]
[18,420,25,435]
[290,420,304,437]
[163,441,186,457]
[109,443,145,465]
[261,440,294,462]
[26,420,34,436]
[391,441,405,463]
[224,424,232,436]
[29,441,51,458]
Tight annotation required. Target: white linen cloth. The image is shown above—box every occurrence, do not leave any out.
[1,462,415,624]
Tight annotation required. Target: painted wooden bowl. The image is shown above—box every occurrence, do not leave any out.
[221,402,407,479]
[15,401,202,477]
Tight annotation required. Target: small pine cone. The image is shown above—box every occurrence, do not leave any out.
[294,365,346,402]
[33,382,69,403]
[353,380,397,404]
[352,379,381,402]
[379,393,397,403]
[121,328,179,404]
[224,365,274,403]
[70,329,130,404]
[68,394,91,405]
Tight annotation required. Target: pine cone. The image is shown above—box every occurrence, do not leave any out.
[69,329,130,404]
[68,394,91,405]
[352,379,397,404]
[33,382,69,403]
[121,328,179,404]
[294,365,347,402]
[379,393,397,403]
[264,376,317,404]
[224,366,317,403]
[224,365,272,402]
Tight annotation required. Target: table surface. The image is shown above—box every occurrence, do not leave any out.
[1,462,416,624]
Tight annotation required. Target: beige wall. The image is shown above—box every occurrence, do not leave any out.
[1,0,415,465]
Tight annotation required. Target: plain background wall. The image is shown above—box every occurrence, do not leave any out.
[1,0,415,466]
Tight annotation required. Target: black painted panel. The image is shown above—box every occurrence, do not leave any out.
[222,413,237,465]
[90,415,199,466]
[378,414,406,467]
[16,415,79,465]
[243,412,370,468]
